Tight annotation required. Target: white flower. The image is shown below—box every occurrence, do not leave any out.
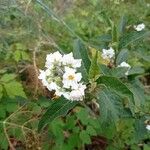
[47,82,60,91]
[63,92,70,100]
[38,69,61,94]
[70,83,86,101]
[63,67,82,89]
[63,52,81,68]
[118,62,131,68]
[38,69,54,85]
[55,89,63,97]
[146,125,150,131]
[39,51,86,101]
[38,69,45,80]
[70,90,83,101]
[101,47,115,60]
[134,23,145,31]
[75,83,86,94]
[118,61,131,75]
[38,70,48,86]
[45,51,63,68]
[45,69,52,76]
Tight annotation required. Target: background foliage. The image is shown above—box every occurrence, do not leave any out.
[0,0,150,149]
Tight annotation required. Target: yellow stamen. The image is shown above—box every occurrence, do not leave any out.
[52,94,60,100]
[68,75,74,80]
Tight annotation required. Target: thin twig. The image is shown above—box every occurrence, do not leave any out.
[2,104,32,149]
[5,104,26,122]
[0,121,37,134]
[25,0,32,14]
[3,122,16,150]
[33,48,39,98]
[35,0,86,43]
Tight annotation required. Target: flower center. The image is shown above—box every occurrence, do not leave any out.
[68,75,75,80]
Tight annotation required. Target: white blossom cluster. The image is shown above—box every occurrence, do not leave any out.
[118,61,131,75]
[101,47,131,75]
[101,47,115,60]
[134,23,145,31]
[38,51,86,101]
[146,125,150,131]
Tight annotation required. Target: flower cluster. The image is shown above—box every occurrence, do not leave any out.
[101,47,131,75]
[134,23,145,31]
[38,51,86,101]
[117,61,131,75]
[101,47,115,60]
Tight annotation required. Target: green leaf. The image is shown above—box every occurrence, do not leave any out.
[128,80,145,110]
[21,51,30,61]
[90,0,98,6]
[0,133,8,150]
[139,54,150,62]
[134,118,147,141]
[13,50,21,62]
[32,105,42,113]
[110,67,128,78]
[6,103,18,113]
[0,85,3,99]
[99,121,116,139]
[79,130,91,144]
[107,145,116,150]
[93,34,112,43]
[88,119,100,130]
[101,11,112,27]
[0,74,16,82]
[118,15,127,36]
[51,118,64,137]
[119,31,150,49]
[61,144,73,150]
[96,88,123,123]
[100,65,128,78]
[116,119,135,143]
[144,144,150,150]
[37,97,51,108]
[96,76,134,104]
[65,116,76,129]
[86,125,97,136]
[0,104,6,118]
[38,97,78,131]
[128,67,144,75]
[116,49,128,65]
[76,108,89,125]
[15,43,26,50]
[111,22,118,43]
[4,81,26,98]
[89,51,100,79]
[68,133,81,148]
[73,39,91,82]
